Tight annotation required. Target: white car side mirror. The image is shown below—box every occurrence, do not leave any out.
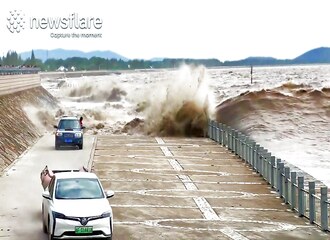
[105,190,114,199]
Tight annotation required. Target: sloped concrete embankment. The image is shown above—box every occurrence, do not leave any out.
[0,87,58,172]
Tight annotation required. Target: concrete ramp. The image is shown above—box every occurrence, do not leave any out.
[93,136,329,240]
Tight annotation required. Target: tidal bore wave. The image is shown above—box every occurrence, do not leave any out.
[215,82,330,135]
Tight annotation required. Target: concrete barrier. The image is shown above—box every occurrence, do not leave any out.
[39,70,116,80]
[0,74,40,96]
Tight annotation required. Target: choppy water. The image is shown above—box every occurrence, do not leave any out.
[39,64,330,186]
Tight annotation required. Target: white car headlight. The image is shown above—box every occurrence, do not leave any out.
[75,133,82,138]
[101,211,111,218]
[52,211,66,219]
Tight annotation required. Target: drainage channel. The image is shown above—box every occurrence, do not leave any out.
[155,137,250,240]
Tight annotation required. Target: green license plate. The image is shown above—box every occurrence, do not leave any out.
[75,226,93,234]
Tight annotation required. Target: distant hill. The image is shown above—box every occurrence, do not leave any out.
[18,46,330,66]
[223,47,330,66]
[294,47,330,63]
[20,49,128,62]
[223,57,289,66]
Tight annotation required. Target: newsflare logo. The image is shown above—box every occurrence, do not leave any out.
[7,10,26,33]
[5,10,103,39]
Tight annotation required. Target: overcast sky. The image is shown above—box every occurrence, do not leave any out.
[1,0,329,61]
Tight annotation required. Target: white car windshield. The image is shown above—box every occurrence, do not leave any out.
[55,178,105,199]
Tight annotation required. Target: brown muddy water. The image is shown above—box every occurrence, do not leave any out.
[34,65,329,186]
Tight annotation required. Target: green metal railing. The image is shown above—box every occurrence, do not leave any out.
[208,120,329,231]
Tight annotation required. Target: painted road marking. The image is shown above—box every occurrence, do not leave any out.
[98,168,252,177]
[160,146,173,157]
[110,204,287,212]
[155,137,165,144]
[220,228,250,240]
[114,218,297,232]
[95,154,236,161]
[168,159,184,171]
[178,175,198,190]
[100,178,262,185]
[193,197,221,220]
[115,188,270,199]
[157,137,221,221]
[156,137,253,239]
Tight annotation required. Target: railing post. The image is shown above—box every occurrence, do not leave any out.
[276,159,281,192]
[209,120,213,139]
[260,147,265,174]
[211,120,215,139]
[237,132,241,158]
[219,123,223,145]
[208,119,212,138]
[233,130,238,154]
[320,186,328,231]
[309,181,315,224]
[258,147,264,175]
[298,176,305,217]
[232,129,235,153]
[224,124,228,147]
[215,122,220,143]
[239,133,244,158]
[264,152,271,182]
[253,144,260,171]
[228,128,232,150]
[270,156,275,188]
[278,162,284,198]
[243,136,248,162]
[223,124,227,147]
[212,121,216,141]
[291,172,297,210]
[284,167,290,204]
[243,137,248,161]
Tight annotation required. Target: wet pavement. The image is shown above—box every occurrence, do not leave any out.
[93,136,330,240]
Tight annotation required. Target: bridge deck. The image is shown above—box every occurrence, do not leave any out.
[93,136,329,240]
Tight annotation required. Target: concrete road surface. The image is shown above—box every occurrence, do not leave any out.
[0,134,95,240]
[0,134,329,240]
[93,136,329,240]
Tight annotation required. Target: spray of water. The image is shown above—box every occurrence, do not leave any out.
[141,65,215,136]
[64,80,127,102]
[23,105,57,134]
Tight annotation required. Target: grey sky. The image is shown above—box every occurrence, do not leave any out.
[1,0,329,61]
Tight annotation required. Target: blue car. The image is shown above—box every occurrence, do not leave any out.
[54,116,84,150]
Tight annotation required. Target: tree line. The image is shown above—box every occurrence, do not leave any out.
[0,50,223,71]
[0,50,42,68]
[2,49,311,71]
[43,57,223,71]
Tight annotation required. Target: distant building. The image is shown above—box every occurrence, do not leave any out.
[57,66,68,72]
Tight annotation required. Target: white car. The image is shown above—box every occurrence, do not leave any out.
[42,171,114,239]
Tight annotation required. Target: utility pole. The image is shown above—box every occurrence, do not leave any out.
[250,65,253,84]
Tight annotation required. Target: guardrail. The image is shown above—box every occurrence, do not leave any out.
[0,74,41,96]
[0,67,40,75]
[208,120,329,231]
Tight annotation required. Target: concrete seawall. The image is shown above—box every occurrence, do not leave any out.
[40,70,117,80]
[0,74,40,96]
[0,87,58,173]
